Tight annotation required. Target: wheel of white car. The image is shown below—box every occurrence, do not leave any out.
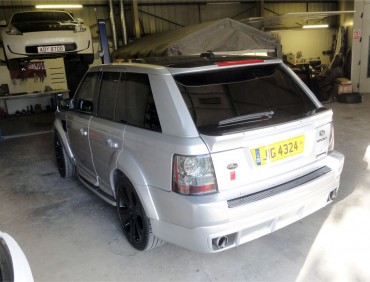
[54,133,75,178]
[115,174,166,251]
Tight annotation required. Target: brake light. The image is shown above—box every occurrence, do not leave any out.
[172,154,217,195]
[216,59,264,67]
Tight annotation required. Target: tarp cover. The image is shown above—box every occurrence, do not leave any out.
[111,18,281,61]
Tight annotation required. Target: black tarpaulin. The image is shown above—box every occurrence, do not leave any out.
[111,18,281,61]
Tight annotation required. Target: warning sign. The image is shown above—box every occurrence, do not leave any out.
[354,29,361,40]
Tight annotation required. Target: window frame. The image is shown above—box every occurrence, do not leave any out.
[72,71,101,115]
[96,70,122,121]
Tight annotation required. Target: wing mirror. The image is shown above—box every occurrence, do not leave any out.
[56,93,72,111]
[77,99,93,112]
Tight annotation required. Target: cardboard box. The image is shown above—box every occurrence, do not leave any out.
[336,83,353,94]
[335,77,352,94]
[336,77,352,85]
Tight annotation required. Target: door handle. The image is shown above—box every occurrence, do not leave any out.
[80,128,88,136]
[106,138,119,148]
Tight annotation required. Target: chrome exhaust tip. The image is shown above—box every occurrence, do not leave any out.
[215,236,229,249]
[328,188,338,202]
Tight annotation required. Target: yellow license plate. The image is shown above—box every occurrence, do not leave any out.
[251,135,305,166]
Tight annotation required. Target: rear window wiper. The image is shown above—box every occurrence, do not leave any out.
[218,111,274,127]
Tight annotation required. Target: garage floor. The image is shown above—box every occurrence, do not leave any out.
[1,96,370,281]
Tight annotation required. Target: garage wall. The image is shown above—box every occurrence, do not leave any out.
[264,1,338,27]
[0,56,67,94]
[339,0,354,50]
[0,56,68,114]
[0,1,340,46]
[273,29,336,65]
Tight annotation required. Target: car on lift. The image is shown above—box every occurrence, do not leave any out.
[53,54,344,253]
[0,10,94,69]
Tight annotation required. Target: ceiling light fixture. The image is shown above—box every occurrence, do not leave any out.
[302,24,329,29]
[35,4,83,9]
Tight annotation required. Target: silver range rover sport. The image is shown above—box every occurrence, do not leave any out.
[53,55,344,253]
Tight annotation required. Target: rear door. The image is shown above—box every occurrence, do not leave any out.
[67,71,100,184]
[89,70,125,195]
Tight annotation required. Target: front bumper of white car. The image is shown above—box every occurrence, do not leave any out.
[2,30,93,60]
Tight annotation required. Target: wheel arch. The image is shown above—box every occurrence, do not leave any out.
[53,118,74,161]
[113,159,159,221]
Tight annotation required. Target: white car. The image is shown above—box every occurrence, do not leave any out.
[0,10,93,69]
[0,231,34,282]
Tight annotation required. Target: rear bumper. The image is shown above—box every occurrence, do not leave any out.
[150,151,344,253]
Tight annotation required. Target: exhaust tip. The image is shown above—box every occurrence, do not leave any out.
[328,189,338,202]
[212,233,237,251]
[216,236,229,249]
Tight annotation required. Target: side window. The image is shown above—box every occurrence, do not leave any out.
[74,72,99,113]
[115,73,161,132]
[97,71,120,120]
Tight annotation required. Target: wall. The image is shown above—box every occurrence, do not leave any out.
[0,55,69,114]
[273,29,337,65]
[339,0,355,49]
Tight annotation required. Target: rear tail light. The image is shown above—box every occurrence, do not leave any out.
[328,123,335,152]
[172,154,217,195]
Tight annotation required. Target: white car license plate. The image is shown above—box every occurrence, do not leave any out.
[37,45,65,53]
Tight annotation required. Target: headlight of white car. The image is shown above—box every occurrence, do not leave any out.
[6,25,22,35]
[74,24,86,33]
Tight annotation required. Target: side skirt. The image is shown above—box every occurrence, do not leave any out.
[78,174,116,206]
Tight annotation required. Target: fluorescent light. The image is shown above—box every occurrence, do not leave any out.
[35,4,83,9]
[302,24,329,29]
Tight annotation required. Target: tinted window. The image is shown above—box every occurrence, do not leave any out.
[175,64,318,135]
[74,72,99,113]
[115,74,127,123]
[115,73,161,132]
[98,72,120,120]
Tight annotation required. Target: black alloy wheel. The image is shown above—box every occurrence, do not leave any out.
[116,175,165,251]
[54,133,75,178]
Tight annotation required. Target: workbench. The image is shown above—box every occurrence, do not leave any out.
[0,90,69,114]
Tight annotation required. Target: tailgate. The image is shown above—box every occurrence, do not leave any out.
[201,110,333,198]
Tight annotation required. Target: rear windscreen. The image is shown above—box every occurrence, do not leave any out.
[174,64,319,135]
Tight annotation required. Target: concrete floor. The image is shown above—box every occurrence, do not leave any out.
[1,96,370,281]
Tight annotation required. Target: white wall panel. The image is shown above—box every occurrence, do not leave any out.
[274,29,336,64]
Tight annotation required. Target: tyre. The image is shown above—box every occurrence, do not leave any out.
[336,92,363,104]
[115,174,166,251]
[54,133,76,178]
